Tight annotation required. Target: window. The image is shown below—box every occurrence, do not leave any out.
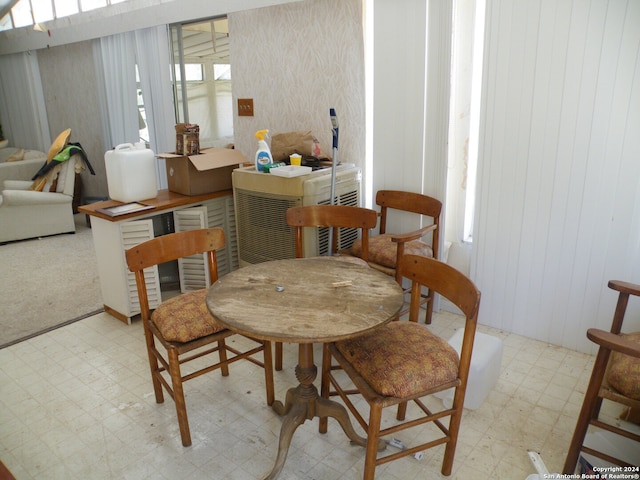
[170,17,233,149]
[174,64,203,82]
[446,0,485,244]
[135,67,148,145]
[0,0,132,32]
[9,0,33,28]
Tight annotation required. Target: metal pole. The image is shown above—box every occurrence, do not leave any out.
[328,108,339,255]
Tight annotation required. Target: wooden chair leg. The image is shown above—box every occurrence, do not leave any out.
[168,348,192,447]
[218,338,230,376]
[275,342,283,371]
[397,401,408,421]
[144,327,164,404]
[263,341,275,406]
[364,404,383,480]
[442,390,464,476]
[562,347,610,474]
[425,288,434,325]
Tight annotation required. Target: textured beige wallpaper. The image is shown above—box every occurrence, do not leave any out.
[38,41,107,197]
[230,0,365,168]
[34,0,364,198]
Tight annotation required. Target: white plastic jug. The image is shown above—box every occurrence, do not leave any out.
[105,142,158,202]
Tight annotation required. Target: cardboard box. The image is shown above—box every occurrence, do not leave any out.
[158,148,248,195]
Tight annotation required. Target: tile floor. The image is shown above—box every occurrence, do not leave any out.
[0,309,624,479]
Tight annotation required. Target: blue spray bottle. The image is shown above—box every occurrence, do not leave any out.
[255,129,273,172]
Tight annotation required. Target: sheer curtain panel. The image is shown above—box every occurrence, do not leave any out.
[95,27,175,189]
[94,31,139,151]
[135,25,175,189]
[0,52,50,151]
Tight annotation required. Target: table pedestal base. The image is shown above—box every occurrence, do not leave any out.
[263,345,367,480]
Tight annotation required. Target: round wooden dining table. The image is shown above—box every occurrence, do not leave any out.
[206,256,404,479]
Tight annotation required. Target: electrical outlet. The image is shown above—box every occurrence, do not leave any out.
[238,98,254,116]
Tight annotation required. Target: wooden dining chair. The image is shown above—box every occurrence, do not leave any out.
[349,190,442,324]
[125,228,275,447]
[563,280,640,474]
[273,204,379,370]
[320,254,481,479]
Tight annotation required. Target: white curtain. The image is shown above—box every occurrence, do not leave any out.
[135,25,176,188]
[370,0,451,252]
[0,52,50,151]
[94,32,139,150]
[94,26,175,189]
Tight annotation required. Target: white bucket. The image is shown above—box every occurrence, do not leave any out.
[105,142,158,203]
[434,329,503,409]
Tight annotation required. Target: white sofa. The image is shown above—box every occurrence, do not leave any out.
[0,147,47,188]
[0,153,82,243]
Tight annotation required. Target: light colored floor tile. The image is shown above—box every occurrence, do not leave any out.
[0,309,610,479]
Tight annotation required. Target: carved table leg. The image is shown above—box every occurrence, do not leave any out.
[315,396,368,447]
[264,343,368,479]
[263,401,307,480]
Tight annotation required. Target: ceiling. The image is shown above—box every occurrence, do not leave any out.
[0,0,231,63]
[0,0,15,20]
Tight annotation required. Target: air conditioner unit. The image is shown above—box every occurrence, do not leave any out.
[233,165,362,266]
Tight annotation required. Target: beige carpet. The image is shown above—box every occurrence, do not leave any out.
[0,214,103,348]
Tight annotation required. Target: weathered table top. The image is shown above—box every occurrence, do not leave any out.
[206,257,404,344]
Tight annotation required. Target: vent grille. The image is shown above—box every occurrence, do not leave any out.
[233,167,361,265]
[235,190,300,264]
[316,189,361,256]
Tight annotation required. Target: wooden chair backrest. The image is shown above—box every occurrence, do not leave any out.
[125,228,225,320]
[607,280,640,334]
[376,189,442,259]
[286,205,378,260]
[400,254,480,322]
[126,228,225,275]
[400,254,481,380]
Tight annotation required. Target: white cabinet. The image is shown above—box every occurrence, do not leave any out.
[173,196,238,292]
[83,191,238,324]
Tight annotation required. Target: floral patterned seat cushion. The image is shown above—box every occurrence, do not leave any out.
[336,322,459,398]
[350,235,433,269]
[151,289,226,343]
[607,332,640,400]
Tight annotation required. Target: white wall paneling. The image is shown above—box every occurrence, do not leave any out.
[472,0,640,353]
[371,0,451,240]
[371,0,427,208]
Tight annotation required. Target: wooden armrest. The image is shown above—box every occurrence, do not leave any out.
[587,328,640,358]
[390,224,437,244]
[608,280,640,297]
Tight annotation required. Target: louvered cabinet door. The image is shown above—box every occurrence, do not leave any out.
[173,207,209,293]
[85,192,237,324]
[201,195,238,276]
[120,219,161,314]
